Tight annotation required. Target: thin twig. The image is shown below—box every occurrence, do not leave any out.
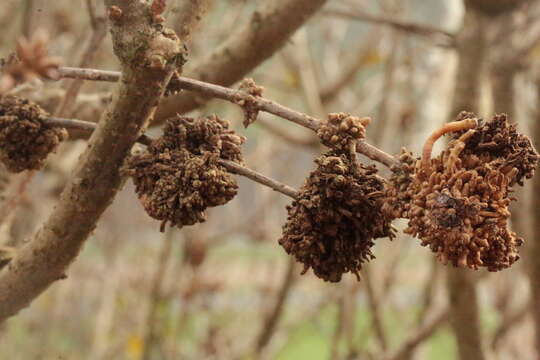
[56,67,121,82]
[383,308,449,360]
[0,171,35,228]
[51,66,399,168]
[0,0,183,322]
[54,16,108,117]
[156,0,329,121]
[364,266,388,351]
[44,116,153,146]
[491,300,530,350]
[220,160,299,199]
[86,0,99,30]
[142,228,176,360]
[40,117,299,199]
[254,257,297,355]
[324,8,455,45]
[21,0,36,37]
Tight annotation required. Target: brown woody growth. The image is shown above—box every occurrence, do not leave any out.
[405,112,539,271]
[382,148,416,220]
[0,96,67,172]
[237,78,264,128]
[124,115,245,231]
[279,114,394,282]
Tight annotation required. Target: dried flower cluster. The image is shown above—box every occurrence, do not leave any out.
[279,114,394,282]
[0,30,61,94]
[0,96,67,172]
[317,112,371,150]
[124,115,245,230]
[404,113,539,271]
[236,78,264,128]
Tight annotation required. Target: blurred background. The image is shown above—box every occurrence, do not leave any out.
[0,0,539,359]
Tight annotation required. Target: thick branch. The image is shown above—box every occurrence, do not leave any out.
[155,0,329,121]
[446,5,488,360]
[0,0,182,321]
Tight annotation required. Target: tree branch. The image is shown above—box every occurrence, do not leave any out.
[40,116,299,199]
[52,66,399,168]
[154,0,329,121]
[446,5,489,359]
[254,257,297,354]
[324,8,455,46]
[384,308,449,360]
[0,0,183,321]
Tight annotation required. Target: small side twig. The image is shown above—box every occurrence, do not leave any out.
[324,8,455,46]
[383,308,449,360]
[0,171,35,228]
[21,0,36,37]
[54,16,108,117]
[50,66,399,168]
[40,117,298,199]
[254,257,297,355]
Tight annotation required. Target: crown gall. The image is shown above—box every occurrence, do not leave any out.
[0,96,67,172]
[317,113,371,150]
[280,114,394,282]
[279,151,395,282]
[124,115,245,231]
[404,113,539,271]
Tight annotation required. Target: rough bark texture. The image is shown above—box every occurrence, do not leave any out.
[0,0,182,321]
[446,5,487,360]
[155,0,328,122]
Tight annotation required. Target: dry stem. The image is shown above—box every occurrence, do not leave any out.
[40,117,299,199]
[254,257,296,354]
[155,0,329,121]
[324,8,455,45]
[52,66,398,168]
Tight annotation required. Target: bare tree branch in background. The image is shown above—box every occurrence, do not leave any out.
[383,308,449,360]
[155,0,329,121]
[0,0,184,321]
[142,229,176,360]
[172,0,213,43]
[531,76,540,356]
[254,257,297,356]
[21,0,36,38]
[323,7,455,46]
[52,66,399,167]
[446,3,489,359]
[364,266,388,351]
[54,15,108,118]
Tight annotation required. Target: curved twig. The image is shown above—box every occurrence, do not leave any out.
[421,118,477,174]
[52,66,399,168]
